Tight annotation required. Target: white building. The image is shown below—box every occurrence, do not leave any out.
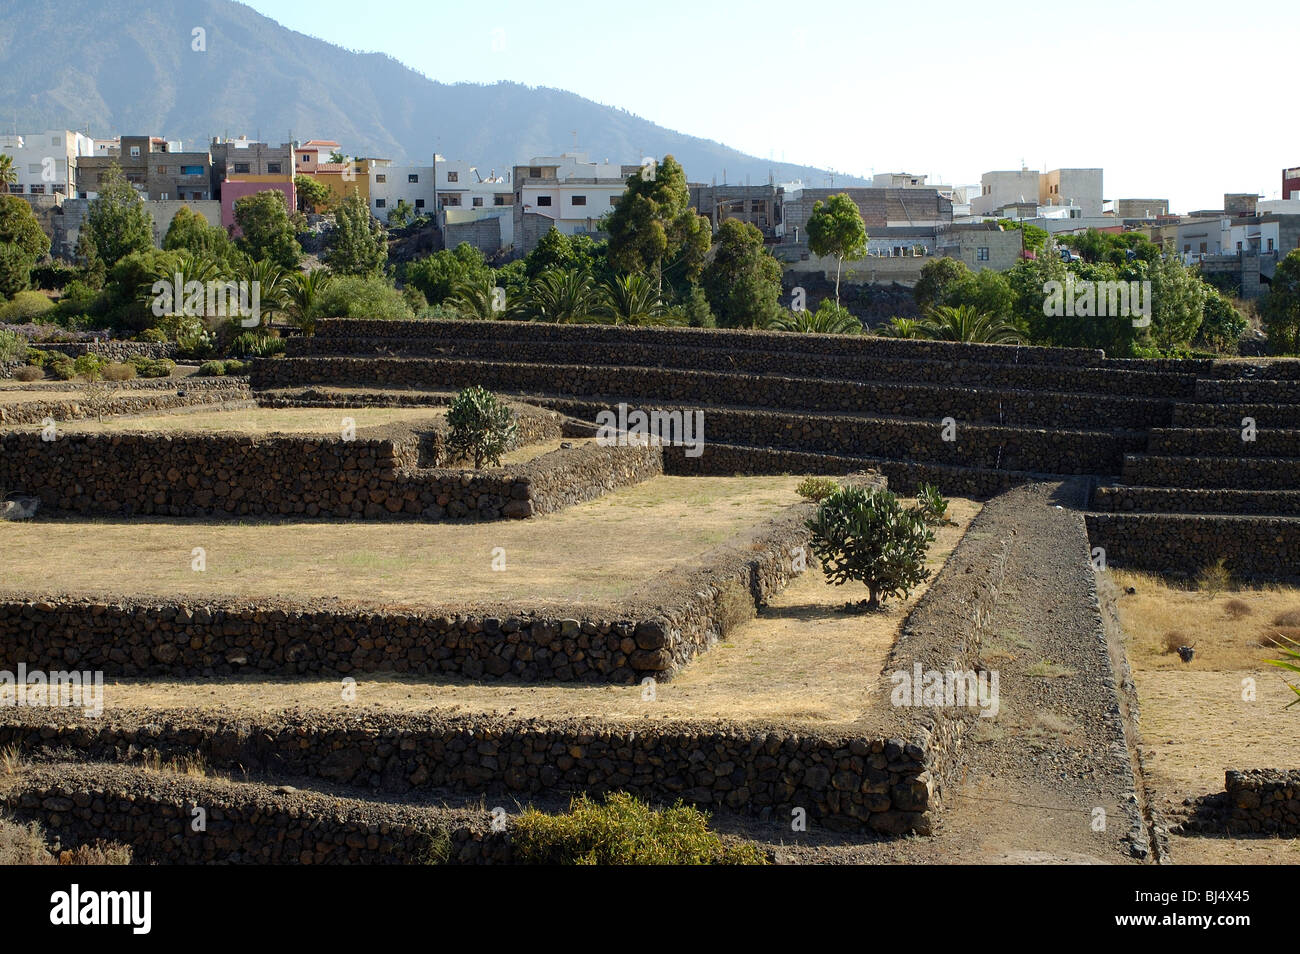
[0,129,95,197]
[369,161,435,219]
[512,153,638,254]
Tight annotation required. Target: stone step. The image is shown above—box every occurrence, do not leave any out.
[1092,485,1300,516]
[250,357,1175,430]
[1145,427,1300,458]
[1194,377,1300,404]
[1086,511,1300,578]
[538,396,1139,475]
[285,334,1197,399]
[1171,401,1300,429]
[1122,453,1300,490]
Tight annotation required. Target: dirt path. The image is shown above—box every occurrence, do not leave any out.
[764,481,1150,863]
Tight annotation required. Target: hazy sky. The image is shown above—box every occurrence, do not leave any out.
[244,0,1296,213]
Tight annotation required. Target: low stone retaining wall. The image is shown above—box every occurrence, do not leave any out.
[1092,486,1300,516]
[1222,770,1300,835]
[0,380,251,425]
[2,765,507,864]
[0,493,824,683]
[31,340,179,362]
[0,422,656,521]
[1085,512,1300,577]
[251,356,1174,430]
[309,318,1105,367]
[543,398,1138,475]
[1122,454,1300,490]
[1146,427,1300,459]
[288,334,1191,399]
[1173,401,1300,429]
[0,711,934,833]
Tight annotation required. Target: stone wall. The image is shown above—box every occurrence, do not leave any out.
[252,357,1172,430]
[287,334,1191,398]
[1122,454,1300,490]
[2,766,507,865]
[1085,513,1300,578]
[308,318,1103,367]
[1223,769,1300,835]
[0,710,934,833]
[31,340,179,362]
[1092,486,1300,516]
[0,380,250,426]
[0,423,658,522]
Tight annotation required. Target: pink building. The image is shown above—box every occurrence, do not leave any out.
[221,180,297,235]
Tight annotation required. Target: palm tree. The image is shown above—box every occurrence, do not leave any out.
[775,304,863,335]
[229,255,290,328]
[448,273,509,321]
[525,268,603,323]
[0,154,15,188]
[598,273,669,325]
[285,268,333,335]
[875,317,926,339]
[920,304,1025,344]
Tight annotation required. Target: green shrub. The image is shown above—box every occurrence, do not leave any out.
[796,476,839,501]
[0,328,27,363]
[915,483,951,525]
[131,357,175,378]
[227,332,285,359]
[72,352,105,381]
[806,485,935,610]
[224,359,248,376]
[25,348,49,366]
[196,360,229,376]
[0,290,54,323]
[314,274,413,321]
[511,793,767,865]
[1264,631,1300,708]
[48,356,74,380]
[102,361,136,381]
[445,385,517,468]
[135,328,167,343]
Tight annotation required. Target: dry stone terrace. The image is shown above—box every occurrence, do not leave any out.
[4,317,1300,857]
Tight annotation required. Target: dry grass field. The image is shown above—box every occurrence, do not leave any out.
[74,498,980,729]
[1110,568,1300,863]
[42,406,446,435]
[0,475,805,607]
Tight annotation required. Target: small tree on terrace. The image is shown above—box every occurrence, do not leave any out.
[806,485,934,611]
[445,385,518,468]
[806,193,867,307]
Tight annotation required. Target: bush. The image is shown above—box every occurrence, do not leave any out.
[0,290,55,323]
[227,331,285,359]
[1223,598,1252,619]
[25,348,49,366]
[915,483,951,525]
[224,359,248,375]
[806,485,935,610]
[12,365,42,382]
[135,327,167,343]
[1195,557,1232,596]
[796,476,839,501]
[445,385,518,468]
[0,328,27,363]
[72,352,105,381]
[314,274,413,321]
[131,357,175,378]
[101,361,136,381]
[196,360,229,376]
[48,356,74,380]
[511,793,766,865]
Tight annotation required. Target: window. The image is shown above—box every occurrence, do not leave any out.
[158,192,168,200]
[977,247,989,261]
[1268,238,1275,251]
[1199,242,1207,254]
[181,165,202,176]
[414,198,425,209]
[156,166,167,175]
[27,163,41,174]
[268,162,282,174]
[571,195,586,206]
[375,198,386,208]
[130,146,140,158]
[1237,241,1243,251]
[446,171,458,182]
[494,195,506,206]
[51,136,60,146]
[233,162,250,174]
[529,167,541,178]
[408,173,418,183]
[7,184,21,194]
[29,184,44,194]
[472,196,483,207]
[375,174,386,183]
[443,195,461,206]
[609,196,618,206]
[300,154,311,164]
[537,195,552,206]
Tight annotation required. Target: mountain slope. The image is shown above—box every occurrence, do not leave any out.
[0,0,861,187]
